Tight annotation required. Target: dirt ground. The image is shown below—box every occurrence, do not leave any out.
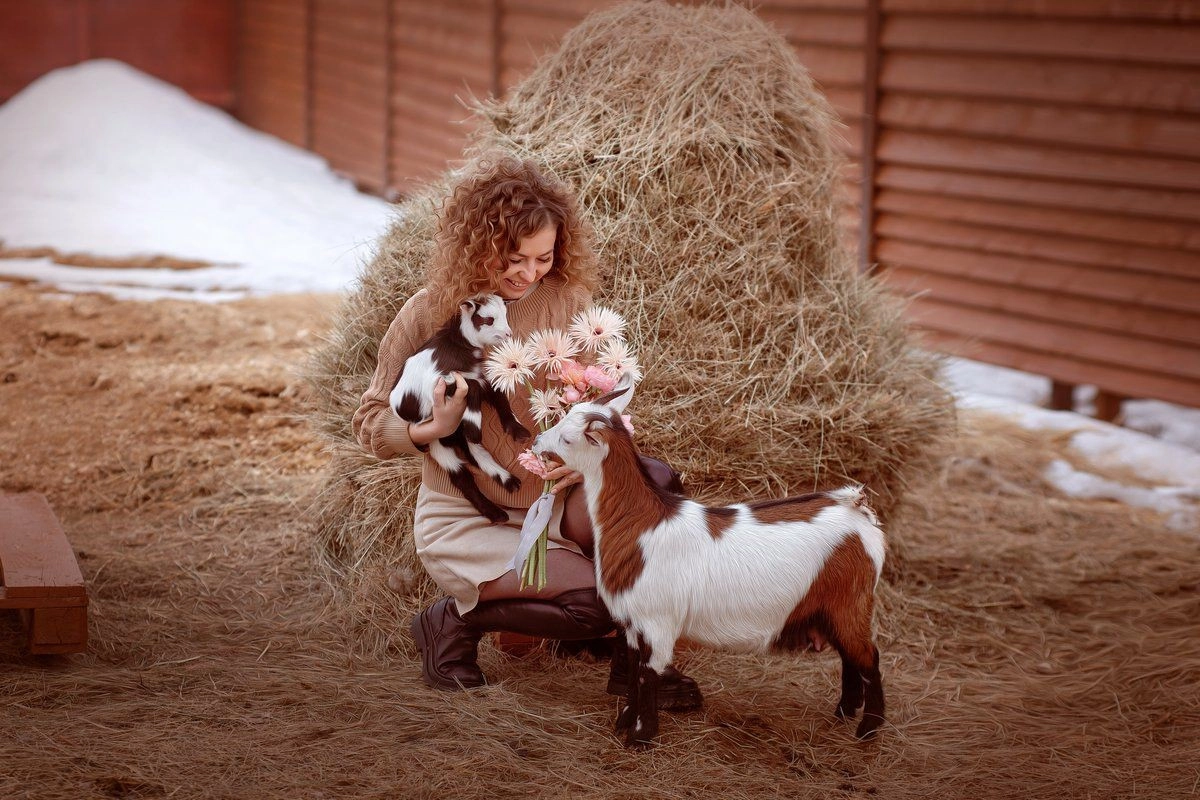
[1,283,1197,800]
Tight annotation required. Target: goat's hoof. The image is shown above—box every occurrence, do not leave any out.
[508,424,532,444]
[483,506,509,524]
[855,715,883,740]
[835,700,862,720]
[623,722,657,749]
[500,475,521,493]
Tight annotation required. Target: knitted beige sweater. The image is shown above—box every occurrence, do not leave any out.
[353,272,591,509]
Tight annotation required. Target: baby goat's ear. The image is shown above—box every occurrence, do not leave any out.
[593,371,635,414]
[459,297,478,314]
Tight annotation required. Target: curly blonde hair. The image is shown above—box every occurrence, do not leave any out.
[427,154,598,321]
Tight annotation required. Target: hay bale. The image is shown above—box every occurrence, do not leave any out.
[304,0,954,649]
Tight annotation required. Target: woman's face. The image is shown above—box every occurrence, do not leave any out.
[495,224,556,301]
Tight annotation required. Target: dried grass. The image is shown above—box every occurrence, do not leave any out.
[1,283,1196,798]
[303,1,954,648]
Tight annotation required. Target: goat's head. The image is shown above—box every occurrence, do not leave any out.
[533,372,635,473]
[458,293,511,347]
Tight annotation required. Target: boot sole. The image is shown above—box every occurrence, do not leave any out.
[410,610,486,691]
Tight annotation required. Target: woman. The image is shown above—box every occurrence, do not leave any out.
[353,155,701,708]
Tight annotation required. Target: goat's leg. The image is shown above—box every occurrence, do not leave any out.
[620,629,676,748]
[482,382,531,444]
[432,440,510,524]
[614,630,641,735]
[856,644,885,740]
[464,440,521,493]
[835,649,864,720]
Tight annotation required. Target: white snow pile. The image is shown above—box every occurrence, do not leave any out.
[0,59,395,299]
[943,360,1200,534]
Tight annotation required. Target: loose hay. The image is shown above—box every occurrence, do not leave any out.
[304,0,954,648]
[2,285,1197,798]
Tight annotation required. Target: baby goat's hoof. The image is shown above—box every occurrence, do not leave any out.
[507,423,532,444]
[499,474,522,493]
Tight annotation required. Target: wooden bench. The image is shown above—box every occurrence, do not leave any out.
[0,492,88,655]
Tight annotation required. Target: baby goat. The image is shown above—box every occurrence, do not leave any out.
[532,376,887,747]
[390,293,530,523]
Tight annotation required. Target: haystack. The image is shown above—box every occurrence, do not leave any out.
[305,1,955,649]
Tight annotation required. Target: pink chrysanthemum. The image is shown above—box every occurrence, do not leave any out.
[568,306,627,353]
[528,329,578,376]
[596,339,642,384]
[517,450,551,480]
[484,338,534,395]
[529,388,564,425]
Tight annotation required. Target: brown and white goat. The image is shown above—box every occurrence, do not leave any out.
[532,376,887,747]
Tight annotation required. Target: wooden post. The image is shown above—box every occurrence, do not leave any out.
[1049,381,1075,411]
[1094,390,1125,423]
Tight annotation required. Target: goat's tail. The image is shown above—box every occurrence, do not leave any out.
[825,484,879,526]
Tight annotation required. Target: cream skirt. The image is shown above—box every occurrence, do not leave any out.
[412,485,584,613]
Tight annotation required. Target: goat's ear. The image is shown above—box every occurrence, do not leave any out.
[593,371,634,414]
[584,419,606,446]
[459,297,478,314]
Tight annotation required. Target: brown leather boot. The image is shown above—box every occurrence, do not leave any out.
[607,637,704,712]
[410,597,486,690]
[411,588,615,691]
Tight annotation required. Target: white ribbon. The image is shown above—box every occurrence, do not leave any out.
[508,491,556,574]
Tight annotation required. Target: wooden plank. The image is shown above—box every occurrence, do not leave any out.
[880,0,1200,20]
[881,265,1200,347]
[881,52,1200,114]
[875,212,1200,281]
[876,237,1200,315]
[878,93,1200,159]
[875,189,1200,252]
[883,16,1200,65]
[877,129,1200,192]
[905,297,1200,380]
[914,331,1200,409]
[756,8,867,47]
[793,43,865,87]
[876,165,1200,223]
[0,493,85,599]
[28,606,88,653]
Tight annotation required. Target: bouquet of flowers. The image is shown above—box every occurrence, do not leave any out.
[484,306,641,590]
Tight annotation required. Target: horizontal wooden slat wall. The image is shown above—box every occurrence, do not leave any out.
[237,0,308,147]
[869,1,1200,407]
[1,0,235,107]
[388,0,493,193]
[310,0,389,192]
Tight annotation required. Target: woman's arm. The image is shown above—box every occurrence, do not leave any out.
[352,290,454,458]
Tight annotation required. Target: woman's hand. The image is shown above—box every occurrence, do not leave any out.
[409,372,468,446]
[546,463,583,494]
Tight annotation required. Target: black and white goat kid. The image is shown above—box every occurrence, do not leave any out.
[390,293,530,523]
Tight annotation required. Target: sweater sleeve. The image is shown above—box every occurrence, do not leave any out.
[352,291,432,459]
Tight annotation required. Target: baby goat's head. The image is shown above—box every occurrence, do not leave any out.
[533,373,635,473]
[459,293,511,348]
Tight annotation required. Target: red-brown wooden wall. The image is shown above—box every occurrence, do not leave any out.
[0,0,234,108]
